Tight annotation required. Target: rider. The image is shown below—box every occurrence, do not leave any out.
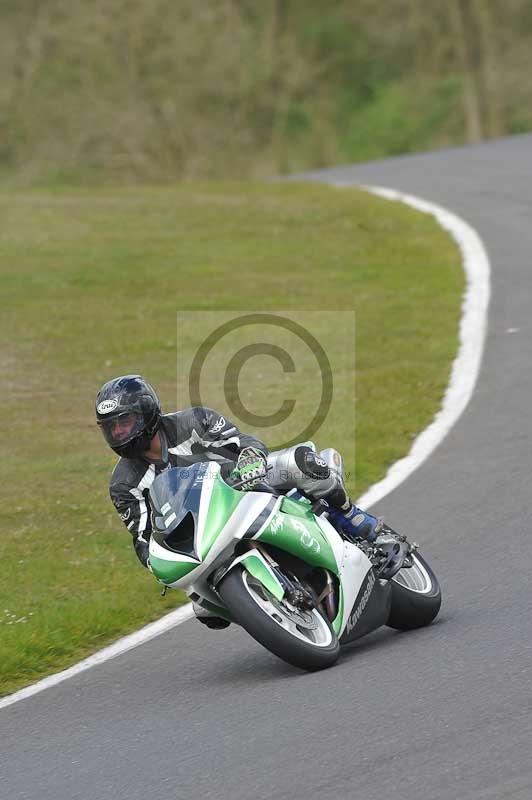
[96,375,383,626]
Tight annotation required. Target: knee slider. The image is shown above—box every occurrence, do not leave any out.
[294,445,330,480]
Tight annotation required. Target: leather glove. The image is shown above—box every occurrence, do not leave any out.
[230,447,268,491]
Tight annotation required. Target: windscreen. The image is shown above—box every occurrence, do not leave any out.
[149,463,209,535]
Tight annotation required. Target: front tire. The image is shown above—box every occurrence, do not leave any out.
[387,552,441,630]
[218,566,340,671]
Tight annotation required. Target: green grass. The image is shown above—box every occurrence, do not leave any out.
[0,182,463,695]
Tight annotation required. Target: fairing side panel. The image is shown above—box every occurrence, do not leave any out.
[257,505,341,574]
[337,541,374,637]
[201,491,276,564]
[339,577,391,645]
[149,537,200,585]
[150,489,274,589]
[197,468,243,559]
[315,515,348,571]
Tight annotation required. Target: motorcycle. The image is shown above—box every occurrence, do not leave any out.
[148,455,441,671]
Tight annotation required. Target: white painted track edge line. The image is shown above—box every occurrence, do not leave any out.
[1,183,490,710]
[353,184,491,508]
[0,604,195,710]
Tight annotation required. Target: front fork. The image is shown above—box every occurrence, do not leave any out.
[211,541,337,619]
[250,542,339,623]
[248,542,315,610]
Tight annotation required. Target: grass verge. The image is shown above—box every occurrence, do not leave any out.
[0,182,462,695]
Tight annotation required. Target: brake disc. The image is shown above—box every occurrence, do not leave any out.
[271,600,319,630]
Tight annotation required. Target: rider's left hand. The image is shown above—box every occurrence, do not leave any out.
[231,447,268,490]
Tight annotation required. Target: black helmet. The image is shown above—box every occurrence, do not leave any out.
[96,375,161,458]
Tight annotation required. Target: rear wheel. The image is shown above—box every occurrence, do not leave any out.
[218,566,339,671]
[387,552,441,630]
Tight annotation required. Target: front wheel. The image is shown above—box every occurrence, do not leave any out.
[218,566,339,671]
[387,552,441,630]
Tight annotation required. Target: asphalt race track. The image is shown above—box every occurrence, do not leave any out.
[2,135,532,800]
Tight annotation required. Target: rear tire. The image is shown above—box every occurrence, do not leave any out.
[387,552,441,630]
[218,566,339,671]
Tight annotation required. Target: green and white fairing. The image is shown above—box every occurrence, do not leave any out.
[148,461,385,640]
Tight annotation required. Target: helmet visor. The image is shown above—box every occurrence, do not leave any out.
[99,412,145,448]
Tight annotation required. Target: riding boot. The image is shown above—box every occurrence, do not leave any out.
[326,504,383,542]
